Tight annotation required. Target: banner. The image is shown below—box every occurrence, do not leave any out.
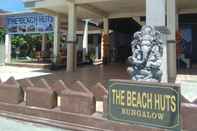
[108,80,181,131]
[6,13,54,34]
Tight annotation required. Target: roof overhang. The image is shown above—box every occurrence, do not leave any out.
[22,0,197,20]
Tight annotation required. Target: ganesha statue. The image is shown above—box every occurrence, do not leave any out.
[127,25,163,82]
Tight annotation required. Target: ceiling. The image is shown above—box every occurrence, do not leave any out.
[23,0,197,20]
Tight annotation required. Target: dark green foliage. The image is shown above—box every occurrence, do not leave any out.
[0,27,6,43]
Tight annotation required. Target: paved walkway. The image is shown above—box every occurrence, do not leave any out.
[35,64,130,87]
[0,116,70,131]
[0,64,197,131]
[1,64,197,86]
[0,66,51,82]
[176,67,197,83]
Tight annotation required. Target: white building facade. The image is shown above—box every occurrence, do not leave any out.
[18,0,197,82]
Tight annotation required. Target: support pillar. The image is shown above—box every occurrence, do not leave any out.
[82,19,89,62]
[53,15,60,63]
[5,34,11,63]
[146,0,165,26]
[93,35,99,60]
[146,0,168,82]
[41,34,47,52]
[167,0,177,82]
[101,18,109,64]
[176,14,179,30]
[66,3,77,72]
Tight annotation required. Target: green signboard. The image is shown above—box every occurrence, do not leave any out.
[108,80,181,131]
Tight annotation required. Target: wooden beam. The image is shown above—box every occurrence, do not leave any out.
[74,0,115,4]
[22,0,43,2]
[32,8,66,17]
[25,0,108,18]
[109,12,145,18]
[78,4,109,17]
[179,8,197,14]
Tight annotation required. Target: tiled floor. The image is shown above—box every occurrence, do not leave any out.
[176,67,197,83]
[1,64,197,87]
[0,64,196,131]
[30,64,197,87]
[26,63,130,88]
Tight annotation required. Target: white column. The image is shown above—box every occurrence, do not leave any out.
[41,34,46,52]
[176,14,179,30]
[103,18,109,35]
[53,15,60,63]
[167,0,177,82]
[82,19,89,62]
[5,34,11,63]
[146,0,168,82]
[101,32,104,60]
[67,3,77,72]
[146,0,165,26]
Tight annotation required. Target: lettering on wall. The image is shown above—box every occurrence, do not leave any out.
[6,13,54,34]
[108,80,180,131]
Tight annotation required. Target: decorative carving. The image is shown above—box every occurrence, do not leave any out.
[128,25,163,82]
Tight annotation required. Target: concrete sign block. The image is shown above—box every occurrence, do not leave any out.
[26,79,57,109]
[0,77,24,104]
[60,81,96,115]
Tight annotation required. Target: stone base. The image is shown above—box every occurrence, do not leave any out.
[0,78,23,104]
[26,88,57,109]
[182,103,197,131]
[0,87,23,104]
[60,92,96,115]
[0,102,165,131]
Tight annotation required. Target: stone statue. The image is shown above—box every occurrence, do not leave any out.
[127,25,163,82]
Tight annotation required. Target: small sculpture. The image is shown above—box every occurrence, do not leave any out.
[127,25,163,82]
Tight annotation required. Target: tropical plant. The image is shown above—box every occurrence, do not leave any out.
[0,27,6,43]
[12,35,27,47]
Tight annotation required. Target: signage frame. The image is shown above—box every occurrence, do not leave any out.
[6,13,54,35]
[108,79,181,131]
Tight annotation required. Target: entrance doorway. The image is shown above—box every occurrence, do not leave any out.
[11,33,54,64]
[179,14,197,69]
[108,18,141,63]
